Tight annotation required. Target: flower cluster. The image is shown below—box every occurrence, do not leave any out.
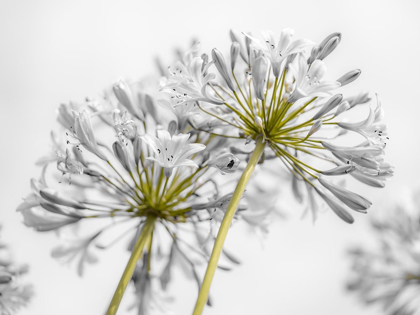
[17,28,392,314]
[347,190,420,315]
[17,45,273,313]
[0,226,33,315]
[163,29,393,223]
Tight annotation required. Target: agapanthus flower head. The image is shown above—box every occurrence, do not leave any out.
[18,70,268,313]
[347,189,420,315]
[0,227,33,315]
[164,29,393,223]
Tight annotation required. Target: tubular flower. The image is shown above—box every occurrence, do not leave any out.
[141,130,206,177]
[18,71,265,314]
[165,29,393,223]
[347,190,420,315]
[245,29,313,77]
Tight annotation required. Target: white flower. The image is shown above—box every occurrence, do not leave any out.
[73,110,107,161]
[163,56,223,105]
[288,54,341,99]
[245,29,313,77]
[141,130,205,177]
[338,98,388,146]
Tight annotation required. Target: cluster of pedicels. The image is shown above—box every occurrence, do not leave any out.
[0,226,33,315]
[17,43,275,313]
[163,29,393,223]
[347,189,420,315]
[17,27,393,314]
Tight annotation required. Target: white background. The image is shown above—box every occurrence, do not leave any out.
[1,0,419,314]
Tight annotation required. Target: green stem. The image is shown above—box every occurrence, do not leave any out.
[192,137,265,315]
[106,215,156,315]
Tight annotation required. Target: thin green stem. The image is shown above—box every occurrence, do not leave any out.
[106,215,156,315]
[192,137,265,315]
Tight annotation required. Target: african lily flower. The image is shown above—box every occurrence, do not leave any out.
[141,130,205,177]
[18,73,266,315]
[347,189,420,315]
[157,29,393,314]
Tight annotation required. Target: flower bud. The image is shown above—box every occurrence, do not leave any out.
[346,91,371,108]
[350,171,385,188]
[230,42,240,70]
[112,141,130,172]
[321,165,356,176]
[230,29,248,63]
[132,137,142,166]
[318,32,342,50]
[318,36,340,60]
[306,120,322,138]
[335,101,351,116]
[144,94,157,121]
[255,116,263,129]
[337,69,361,87]
[113,80,144,120]
[0,271,12,284]
[307,46,321,64]
[40,202,74,217]
[207,153,240,175]
[211,48,236,91]
[252,56,269,100]
[318,177,372,211]
[312,94,343,120]
[314,186,354,224]
[83,168,102,177]
[168,120,177,137]
[40,188,85,209]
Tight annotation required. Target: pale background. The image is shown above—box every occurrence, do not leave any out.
[1,0,419,314]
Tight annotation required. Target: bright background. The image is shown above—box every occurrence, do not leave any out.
[1,0,419,314]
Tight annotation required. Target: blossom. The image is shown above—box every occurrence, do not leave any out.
[73,110,107,160]
[245,29,313,77]
[347,189,420,314]
[141,130,205,177]
[185,29,393,223]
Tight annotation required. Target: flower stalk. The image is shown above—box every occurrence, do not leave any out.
[106,214,156,315]
[192,137,265,315]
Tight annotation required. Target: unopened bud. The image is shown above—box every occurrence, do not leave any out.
[230,42,240,70]
[132,137,142,166]
[307,46,321,64]
[252,56,269,100]
[40,188,85,209]
[321,165,356,176]
[312,94,343,120]
[255,116,263,128]
[318,36,340,60]
[306,120,322,138]
[337,69,361,87]
[113,80,144,120]
[346,91,371,108]
[212,48,236,91]
[168,120,177,136]
[230,29,248,63]
[144,94,157,121]
[319,32,342,50]
[112,141,130,172]
[335,101,351,116]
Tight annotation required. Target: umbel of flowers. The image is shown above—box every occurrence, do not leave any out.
[17,28,392,315]
[161,29,392,314]
[0,226,33,315]
[347,190,420,315]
